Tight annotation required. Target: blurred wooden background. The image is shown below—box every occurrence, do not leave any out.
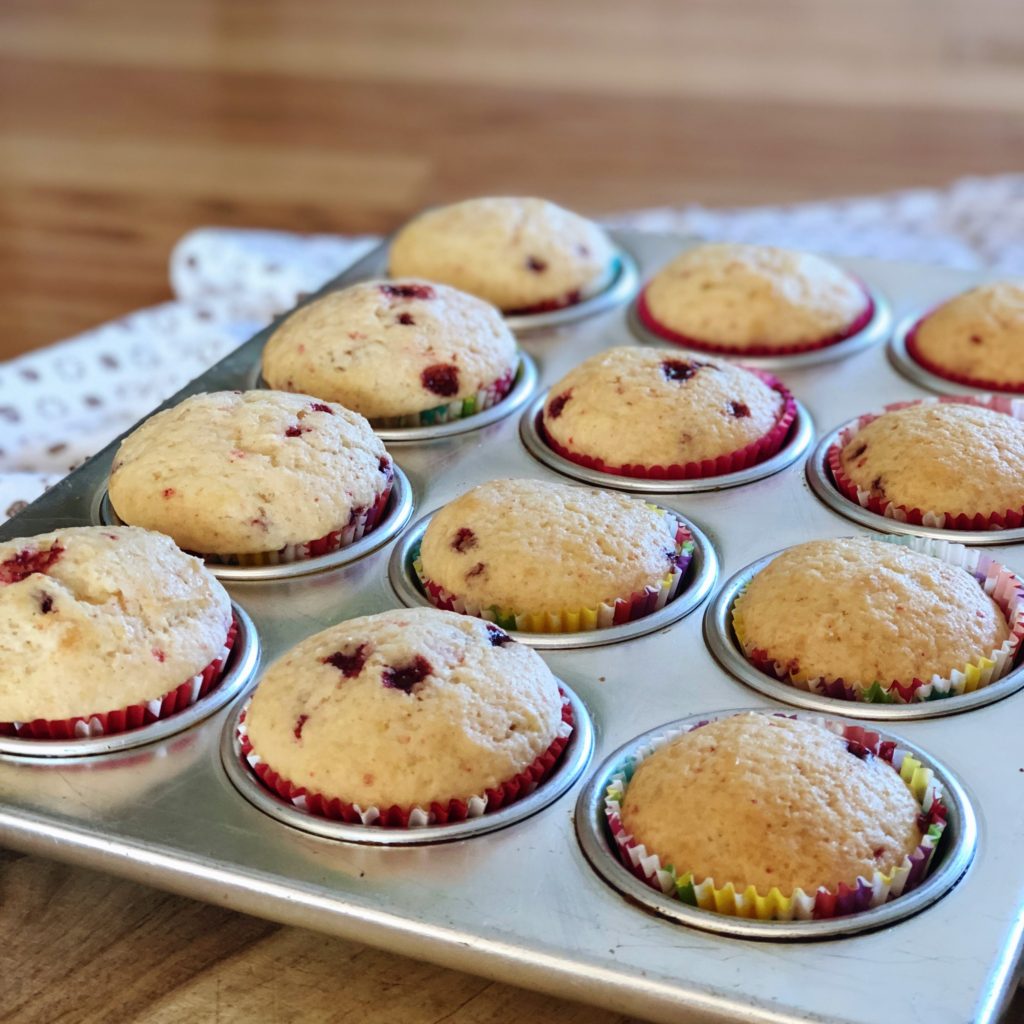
[2,3,1024,1022]
[1,0,1023,359]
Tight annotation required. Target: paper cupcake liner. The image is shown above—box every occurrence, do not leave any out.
[827,396,1024,530]
[415,516,695,633]
[238,691,575,828]
[200,474,393,566]
[370,367,517,428]
[733,535,1024,704]
[0,620,238,740]
[541,372,797,480]
[604,715,948,921]
[635,283,875,357]
[904,309,1024,395]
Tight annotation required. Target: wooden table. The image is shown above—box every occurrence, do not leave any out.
[2,2,1023,1021]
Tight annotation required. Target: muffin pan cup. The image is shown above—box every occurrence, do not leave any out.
[387,508,719,649]
[574,707,977,940]
[4,230,1024,1024]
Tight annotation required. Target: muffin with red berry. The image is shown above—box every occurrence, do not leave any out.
[240,607,572,825]
[638,242,873,355]
[541,346,796,478]
[388,197,616,314]
[0,525,235,739]
[108,391,394,565]
[262,279,519,427]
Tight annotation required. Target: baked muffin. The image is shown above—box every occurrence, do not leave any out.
[242,607,569,822]
[261,279,519,425]
[833,401,1024,526]
[618,713,926,900]
[907,281,1024,392]
[0,526,234,736]
[389,197,616,313]
[109,391,394,563]
[416,479,692,632]
[638,243,872,354]
[732,537,1016,701]
[541,347,793,477]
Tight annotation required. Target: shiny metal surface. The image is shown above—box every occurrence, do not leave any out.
[575,707,978,939]
[704,552,1024,720]
[95,466,415,579]
[1,232,1022,1024]
[221,681,594,846]
[519,390,815,493]
[627,279,894,370]
[387,509,719,649]
[0,602,260,758]
[805,420,1024,545]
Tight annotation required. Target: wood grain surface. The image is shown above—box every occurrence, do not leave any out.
[2,3,1024,1022]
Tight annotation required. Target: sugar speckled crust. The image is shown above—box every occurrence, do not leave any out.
[644,243,869,348]
[621,713,923,895]
[419,478,679,615]
[109,391,392,556]
[0,526,232,721]
[734,538,1009,685]
[388,197,615,312]
[542,347,783,466]
[261,279,518,419]
[912,282,1024,386]
[838,403,1024,516]
[245,607,563,808]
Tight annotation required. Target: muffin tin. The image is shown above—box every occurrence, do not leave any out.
[1,229,1022,1024]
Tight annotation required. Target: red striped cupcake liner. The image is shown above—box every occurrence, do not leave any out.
[904,309,1024,394]
[541,372,797,480]
[635,283,875,357]
[238,692,574,828]
[1,619,238,740]
[826,396,1024,530]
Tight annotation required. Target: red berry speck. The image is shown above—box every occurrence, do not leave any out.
[39,593,55,614]
[397,312,415,325]
[466,562,486,578]
[378,456,392,476]
[152,648,166,663]
[728,401,751,418]
[0,543,65,585]
[381,283,434,301]
[526,256,548,273]
[309,402,334,414]
[381,655,433,693]
[421,363,460,397]
[661,359,701,382]
[322,643,371,678]
[451,527,477,553]
[547,390,573,419]
[293,714,309,740]
[162,487,176,498]
[486,624,513,647]
[285,424,311,437]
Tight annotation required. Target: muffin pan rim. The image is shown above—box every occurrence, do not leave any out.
[703,548,1024,720]
[626,283,893,370]
[805,420,1024,545]
[387,507,719,649]
[518,389,815,494]
[219,679,595,847]
[574,705,978,941]
[0,601,261,760]
[94,465,416,580]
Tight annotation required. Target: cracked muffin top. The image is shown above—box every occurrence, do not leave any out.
[910,281,1024,388]
[261,279,518,420]
[0,526,232,721]
[642,242,869,349]
[109,390,392,556]
[244,607,564,808]
[388,197,616,312]
[733,538,1009,685]
[620,712,923,895]
[837,402,1024,516]
[418,478,682,615]
[541,347,785,467]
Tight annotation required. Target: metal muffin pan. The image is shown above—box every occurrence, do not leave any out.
[704,552,1024,720]
[627,276,894,370]
[222,681,594,847]
[1,229,1022,1024]
[252,351,540,444]
[387,508,719,649]
[519,388,815,494]
[575,707,978,940]
[805,419,1024,545]
[95,466,415,580]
